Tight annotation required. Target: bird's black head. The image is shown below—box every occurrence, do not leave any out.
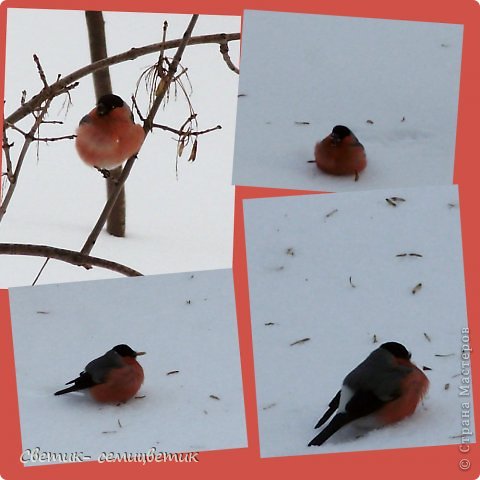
[112,344,144,358]
[96,94,125,116]
[331,125,352,140]
[380,342,411,360]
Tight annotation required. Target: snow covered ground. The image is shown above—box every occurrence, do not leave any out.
[243,185,473,457]
[1,9,240,288]
[9,268,246,466]
[233,10,463,192]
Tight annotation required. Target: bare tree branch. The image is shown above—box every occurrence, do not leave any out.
[0,243,143,277]
[5,32,240,128]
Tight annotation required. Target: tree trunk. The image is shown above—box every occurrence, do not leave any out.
[85,11,126,237]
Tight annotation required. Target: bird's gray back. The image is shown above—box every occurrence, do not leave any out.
[343,348,412,401]
[85,350,124,383]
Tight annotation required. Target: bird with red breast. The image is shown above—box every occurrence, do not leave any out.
[75,94,145,170]
[308,341,429,446]
[314,125,367,178]
[54,344,145,404]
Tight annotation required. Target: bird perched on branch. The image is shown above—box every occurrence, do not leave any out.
[308,342,428,446]
[75,94,145,170]
[54,344,145,404]
[314,125,367,178]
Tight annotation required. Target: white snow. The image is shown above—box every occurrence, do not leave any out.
[9,268,246,466]
[1,9,240,287]
[242,185,474,457]
[233,10,463,192]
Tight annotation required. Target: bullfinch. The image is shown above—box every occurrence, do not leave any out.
[54,344,145,404]
[75,94,145,169]
[308,342,428,446]
[314,125,367,177]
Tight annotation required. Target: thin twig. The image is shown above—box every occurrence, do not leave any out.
[172,66,189,83]
[33,54,49,88]
[2,130,14,182]
[131,95,146,122]
[177,113,197,134]
[152,20,169,108]
[4,122,76,142]
[159,21,168,66]
[152,122,221,136]
[148,15,199,130]
[5,32,240,128]
[80,15,200,256]
[33,134,77,142]
[0,98,53,222]
[32,258,50,286]
[0,243,143,277]
[219,37,240,74]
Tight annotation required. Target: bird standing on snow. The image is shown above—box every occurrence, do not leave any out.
[308,342,428,446]
[75,94,145,170]
[314,125,367,178]
[54,344,145,404]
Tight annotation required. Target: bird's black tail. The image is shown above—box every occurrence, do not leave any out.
[54,384,82,396]
[54,371,95,396]
[308,412,352,446]
[314,390,341,429]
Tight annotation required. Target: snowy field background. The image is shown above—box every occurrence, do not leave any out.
[9,268,246,465]
[1,9,240,288]
[233,10,463,192]
[243,185,473,457]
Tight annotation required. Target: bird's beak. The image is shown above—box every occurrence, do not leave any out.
[136,351,146,356]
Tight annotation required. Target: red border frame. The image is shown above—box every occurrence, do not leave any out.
[1,1,479,478]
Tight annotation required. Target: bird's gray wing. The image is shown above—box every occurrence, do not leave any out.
[85,350,123,384]
[344,348,412,402]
